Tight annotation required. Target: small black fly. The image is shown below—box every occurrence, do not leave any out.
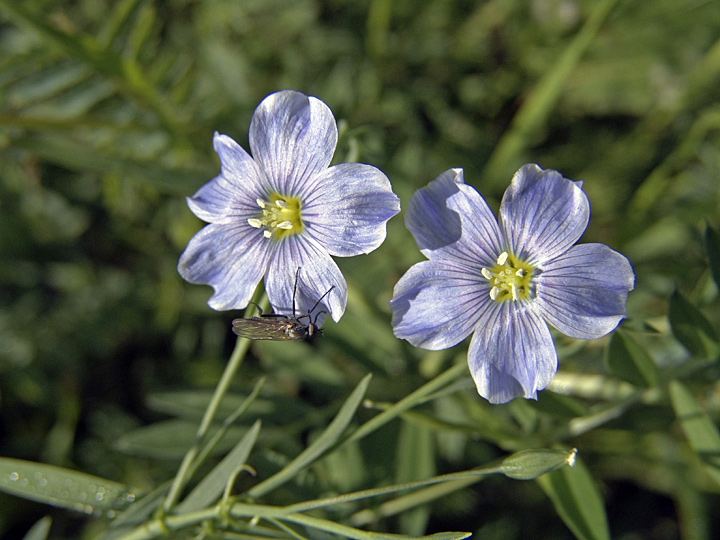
[232,269,334,341]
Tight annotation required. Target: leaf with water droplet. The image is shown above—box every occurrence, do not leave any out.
[0,457,140,516]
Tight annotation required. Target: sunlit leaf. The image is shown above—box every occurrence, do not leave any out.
[537,456,610,540]
[605,330,660,387]
[0,458,139,516]
[176,420,261,513]
[247,374,372,498]
[21,516,52,540]
[396,422,435,536]
[669,381,720,487]
[668,289,719,358]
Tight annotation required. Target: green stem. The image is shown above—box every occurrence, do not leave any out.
[162,295,268,512]
[338,360,467,450]
[481,0,619,187]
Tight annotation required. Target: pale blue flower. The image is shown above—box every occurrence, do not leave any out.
[178,90,400,322]
[389,165,634,404]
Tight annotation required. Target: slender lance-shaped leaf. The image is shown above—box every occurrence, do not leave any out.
[537,456,610,540]
[481,0,619,186]
[396,422,435,536]
[246,374,372,499]
[107,482,171,532]
[10,134,211,195]
[176,420,261,513]
[669,380,720,487]
[668,289,719,359]
[0,1,188,143]
[0,458,139,516]
[21,516,52,540]
[605,330,660,388]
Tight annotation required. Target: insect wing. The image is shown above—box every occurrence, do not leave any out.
[232,317,301,341]
[233,317,308,341]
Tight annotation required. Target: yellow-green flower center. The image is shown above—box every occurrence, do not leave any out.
[247,193,303,240]
[481,251,534,302]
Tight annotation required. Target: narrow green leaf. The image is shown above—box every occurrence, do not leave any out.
[481,0,620,186]
[0,1,188,140]
[107,482,170,531]
[605,330,660,387]
[668,289,719,358]
[176,420,261,513]
[535,391,589,418]
[11,134,209,195]
[705,223,720,290]
[247,374,372,498]
[115,419,247,459]
[282,510,470,540]
[0,458,139,516]
[21,516,52,540]
[502,448,577,480]
[537,456,610,540]
[340,362,468,450]
[669,381,720,487]
[396,422,435,536]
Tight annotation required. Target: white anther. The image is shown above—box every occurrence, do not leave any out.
[496,252,509,265]
[481,268,493,280]
[490,287,500,301]
[515,269,525,277]
[263,230,272,238]
[511,284,518,301]
[256,198,266,209]
[274,199,287,208]
[248,218,262,228]
[276,221,293,230]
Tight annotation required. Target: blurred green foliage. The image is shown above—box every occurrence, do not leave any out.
[1,0,720,539]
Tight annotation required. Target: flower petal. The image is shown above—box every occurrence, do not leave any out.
[405,168,504,267]
[265,235,347,323]
[535,243,635,339]
[389,260,491,350]
[500,164,589,264]
[249,90,337,195]
[177,223,271,310]
[186,134,266,224]
[301,163,400,257]
[468,303,557,404]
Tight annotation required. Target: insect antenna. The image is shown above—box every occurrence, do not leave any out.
[292,267,301,318]
[308,286,335,323]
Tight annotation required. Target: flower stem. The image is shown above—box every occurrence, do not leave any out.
[162,295,269,512]
[338,359,467,450]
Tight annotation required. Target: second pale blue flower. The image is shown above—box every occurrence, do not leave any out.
[389,165,635,404]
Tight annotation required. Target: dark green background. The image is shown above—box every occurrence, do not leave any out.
[1,1,720,539]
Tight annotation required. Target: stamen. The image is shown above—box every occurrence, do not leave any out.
[249,193,303,240]
[482,251,534,303]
